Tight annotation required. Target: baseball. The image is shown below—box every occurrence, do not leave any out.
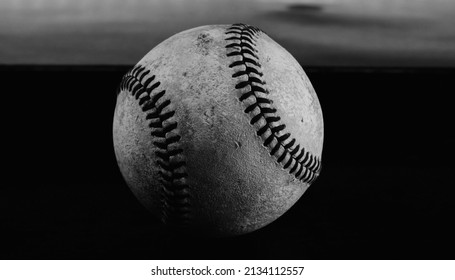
[113,23,323,236]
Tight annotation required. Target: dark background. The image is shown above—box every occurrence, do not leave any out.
[2,65,454,259]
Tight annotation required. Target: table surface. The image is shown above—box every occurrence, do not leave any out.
[1,66,454,259]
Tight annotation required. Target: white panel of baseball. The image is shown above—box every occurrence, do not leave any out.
[113,23,324,236]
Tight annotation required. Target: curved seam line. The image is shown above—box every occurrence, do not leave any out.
[225,23,321,184]
[119,65,191,225]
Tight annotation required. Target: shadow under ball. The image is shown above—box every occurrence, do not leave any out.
[113,23,324,236]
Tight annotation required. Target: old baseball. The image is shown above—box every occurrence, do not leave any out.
[113,23,323,236]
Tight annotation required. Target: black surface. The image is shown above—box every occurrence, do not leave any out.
[1,66,454,259]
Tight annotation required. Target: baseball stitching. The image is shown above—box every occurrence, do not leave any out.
[118,65,191,226]
[225,23,321,184]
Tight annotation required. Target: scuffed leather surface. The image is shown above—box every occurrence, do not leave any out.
[113,24,324,236]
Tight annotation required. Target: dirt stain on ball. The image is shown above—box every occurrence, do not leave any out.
[196,32,213,55]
